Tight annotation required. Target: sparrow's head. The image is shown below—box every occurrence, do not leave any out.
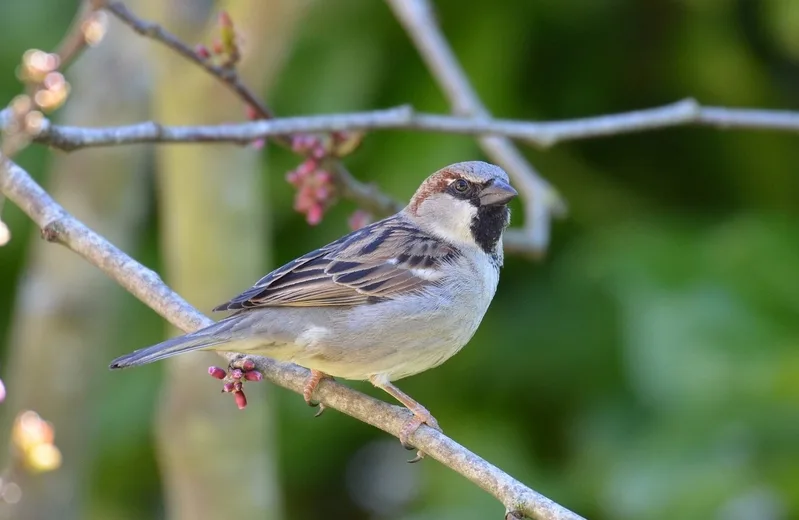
[406,161,517,253]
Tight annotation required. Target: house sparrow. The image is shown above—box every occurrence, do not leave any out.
[110,161,517,451]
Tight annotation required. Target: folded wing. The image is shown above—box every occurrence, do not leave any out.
[213,215,460,310]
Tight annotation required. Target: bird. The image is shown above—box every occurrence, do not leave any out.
[109,160,517,451]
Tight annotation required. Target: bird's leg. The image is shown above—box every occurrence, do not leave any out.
[369,375,441,462]
[208,355,263,410]
[303,369,331,417]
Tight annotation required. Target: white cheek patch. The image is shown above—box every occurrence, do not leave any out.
[418,196,476,244]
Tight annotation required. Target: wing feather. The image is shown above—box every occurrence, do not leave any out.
[213,215,460,311]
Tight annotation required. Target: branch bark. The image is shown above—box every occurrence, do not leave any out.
[0,154,585,520]
[8,99,799,152]
[101,0,274,120]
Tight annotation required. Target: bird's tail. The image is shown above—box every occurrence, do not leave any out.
[109,315,241,369]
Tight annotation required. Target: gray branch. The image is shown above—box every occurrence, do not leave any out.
[5,98,798,152]
[0,154,586,520]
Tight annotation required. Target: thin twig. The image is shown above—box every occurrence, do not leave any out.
[99,0,273,119]
[53,0,97,69]
[386,0,565,254]
[0,154,586,520]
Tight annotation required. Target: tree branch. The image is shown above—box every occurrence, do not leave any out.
[53,0,100,69]
[6,99,799,153]
[0,154,585,520]
[100,0,274,120]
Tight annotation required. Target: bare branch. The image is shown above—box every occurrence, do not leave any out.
[9,98,799,153]
[386,0,565,254]
[53,0,101,69]
[331,161,404,215]
[0,154,586,520]
[100,0,274,120]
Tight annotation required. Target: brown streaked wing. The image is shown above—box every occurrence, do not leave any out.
[213,215,460,310]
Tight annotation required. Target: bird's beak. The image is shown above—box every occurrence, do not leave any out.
[479,179,518,206]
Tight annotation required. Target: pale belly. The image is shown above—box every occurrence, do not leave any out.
[288,296,486,381]
[233,282,492,381]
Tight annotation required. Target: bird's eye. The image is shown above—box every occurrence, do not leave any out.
[452,179,470,193]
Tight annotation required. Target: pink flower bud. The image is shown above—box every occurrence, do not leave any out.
[222,382,235,393]
[294,193,313,212]
[291,135,312,153]
[230,369,243,380]
[218,11,233,29]
[234,390,247,409]
[244,104,258,120]
[233,381,243,392]
[244,370,263,382]
[296,159,317,177]
[287,170,304,186]
[208,366,226,379]
[306,204,323,225]
[241,359,256,371]
[315,170,333,184]
[195,44,211,59]
[315,186,331,202]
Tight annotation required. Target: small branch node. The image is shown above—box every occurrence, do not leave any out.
[41,219,65,243]
[677,97,701,117]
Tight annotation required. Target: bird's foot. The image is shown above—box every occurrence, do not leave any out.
[367,375,442,463]
[400,405,442,463]
[208,356,263,410]
[302,369,332,417]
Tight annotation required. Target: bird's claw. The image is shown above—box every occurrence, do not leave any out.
[302,369,331,416]
[407,451,425,464]
[305,398,327,417]
[208,357,263,410]
[399,408,441,462]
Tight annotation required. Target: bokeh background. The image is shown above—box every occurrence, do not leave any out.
[1,1,798,519]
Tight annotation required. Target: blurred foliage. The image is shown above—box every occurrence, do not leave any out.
[1,1,798,519]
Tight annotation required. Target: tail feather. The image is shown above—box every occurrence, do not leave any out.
[109,316,241,369]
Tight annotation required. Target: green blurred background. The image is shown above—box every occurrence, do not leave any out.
[1,1,798,519]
